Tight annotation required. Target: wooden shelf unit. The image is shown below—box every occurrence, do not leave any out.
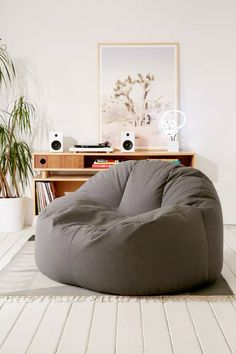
[33,150,196,215]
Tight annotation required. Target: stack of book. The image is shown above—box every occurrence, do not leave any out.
[92,159,120,169]
[36,182,56,213]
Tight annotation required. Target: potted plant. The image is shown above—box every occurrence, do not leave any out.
[0,40,35,231]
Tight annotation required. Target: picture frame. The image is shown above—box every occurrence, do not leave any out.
[98,43,179,150]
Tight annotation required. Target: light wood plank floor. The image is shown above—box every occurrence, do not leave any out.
[0,227,34,272]
[0,226,235,354]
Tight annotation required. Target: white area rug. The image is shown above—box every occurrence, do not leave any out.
[0,240,103,296]
[0,239,233,297]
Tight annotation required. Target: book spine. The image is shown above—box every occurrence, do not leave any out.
[38,183,42,213]
[42,183,50,205]
[50,182,56,199]
[45,183,52,203]
[36,183,40,214]
[92,164,116,168]
[41,183,47,209]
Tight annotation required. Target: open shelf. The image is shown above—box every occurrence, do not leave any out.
[34,175,91,182]
[33,150,196,215]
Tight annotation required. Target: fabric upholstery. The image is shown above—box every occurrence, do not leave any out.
[35,160,223,295]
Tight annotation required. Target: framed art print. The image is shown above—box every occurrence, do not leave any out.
[99,43,179,149]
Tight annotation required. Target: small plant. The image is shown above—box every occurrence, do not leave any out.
[0,40,35,198]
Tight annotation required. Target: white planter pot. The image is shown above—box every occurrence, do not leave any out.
[0,197,25,232]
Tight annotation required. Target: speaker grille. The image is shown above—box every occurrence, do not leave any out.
[51,140,62,151]
[123,140,133,151]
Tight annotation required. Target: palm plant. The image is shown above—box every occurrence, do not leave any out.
[0,39,35,198]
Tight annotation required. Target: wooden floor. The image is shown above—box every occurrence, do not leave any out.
[0,227,34,272]
[0,226,235,354]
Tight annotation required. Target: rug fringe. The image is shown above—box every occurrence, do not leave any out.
[0,295,236,303]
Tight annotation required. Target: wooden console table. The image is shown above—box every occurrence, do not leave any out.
[33,150,196,215]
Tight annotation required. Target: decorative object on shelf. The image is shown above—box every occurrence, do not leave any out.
[49,131,63,152]
[99,43,179,149]
[161,110,186,152]
[69,141,113,153]
[0,39,35,231]
[92,159,120,169]
[121,130,135,152]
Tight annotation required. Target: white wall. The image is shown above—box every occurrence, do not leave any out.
[1,0,236,224]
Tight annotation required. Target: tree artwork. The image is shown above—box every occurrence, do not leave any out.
[100,44,178,148]
[113,73,155,127]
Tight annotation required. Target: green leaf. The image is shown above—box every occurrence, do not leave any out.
[0,41,15,87]
[0,41,34,197]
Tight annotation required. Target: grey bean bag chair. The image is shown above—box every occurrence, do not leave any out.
[35,160,223,295]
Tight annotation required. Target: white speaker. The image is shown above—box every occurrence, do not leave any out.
[49,131,63,152]
[121,130,135,152]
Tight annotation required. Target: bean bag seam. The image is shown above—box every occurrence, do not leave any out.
[117,160,139,209]
[68,228,81,284]
[120,211,179,226]
[199,209,210,282]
